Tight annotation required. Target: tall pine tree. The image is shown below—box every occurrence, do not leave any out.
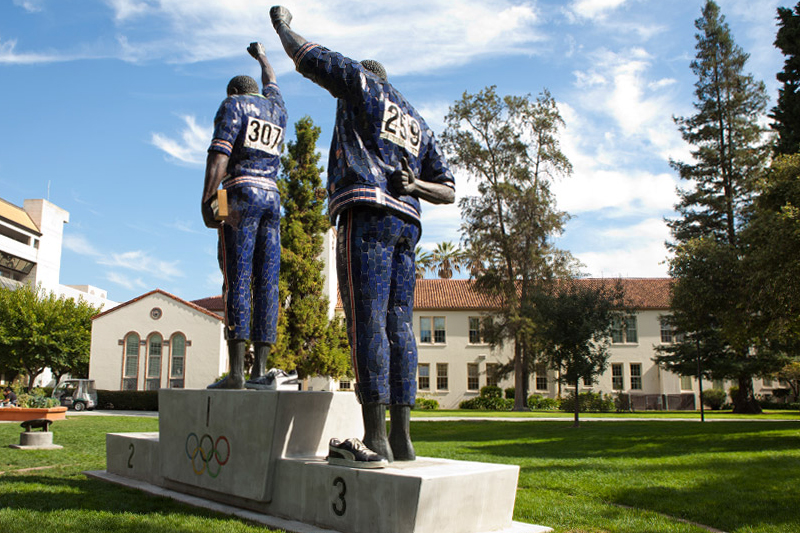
[657,0,774,413]
[270,116,350,380]
[770,2,800,155]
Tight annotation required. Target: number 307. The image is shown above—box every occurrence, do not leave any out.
[244,116,283,156]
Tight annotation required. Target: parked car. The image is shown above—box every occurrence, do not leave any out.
[53,379,97,411]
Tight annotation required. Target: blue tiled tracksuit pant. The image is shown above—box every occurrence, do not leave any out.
[218,185,280,343]
[336,207,420,406]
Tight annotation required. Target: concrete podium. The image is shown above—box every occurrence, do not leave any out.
[89,390,551,533]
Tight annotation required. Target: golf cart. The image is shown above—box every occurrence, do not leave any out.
[53,379,97,411]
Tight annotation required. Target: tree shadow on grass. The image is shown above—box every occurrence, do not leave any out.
[0,473,271,532]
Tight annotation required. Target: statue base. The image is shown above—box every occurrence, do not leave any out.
[89,389,551,533]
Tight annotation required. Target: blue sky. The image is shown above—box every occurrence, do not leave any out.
[0,0,785,304]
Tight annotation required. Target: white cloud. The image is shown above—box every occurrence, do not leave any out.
[106,271,148,291]
[0,37,60,64]
[13,0,45,13]
[553,169,677,216]
[150,114,211,166]
[570,0,629,20]
[62,234,103,257]
[99,250,183,280]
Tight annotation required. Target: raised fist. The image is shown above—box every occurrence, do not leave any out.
[391,157,417,196]
[247,42,266,59]
[270,6,292,30]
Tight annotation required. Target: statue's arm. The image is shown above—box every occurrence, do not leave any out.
[270,6,307,59]
[247,42,277,87]
[201,151,229,228]
[391,158,455,205]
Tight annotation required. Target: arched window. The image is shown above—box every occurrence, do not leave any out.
[169,333,186,388]
[123,333,140,390]
[146,333,162,390]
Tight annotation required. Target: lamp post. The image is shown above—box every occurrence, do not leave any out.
[696,337,705,423]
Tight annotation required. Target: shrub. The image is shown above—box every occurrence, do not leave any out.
[614,392,631,412]
[97,390,159,411]
[16,388,60,408]
[758,399,800,410]
[414,398,439,410]
[480,385,502,398]
[559,392,615,413]
[701,389,728,410]
[527,394,560,410]
[459,396,513,410]
[728,386,739,402]
[504,387,515,399]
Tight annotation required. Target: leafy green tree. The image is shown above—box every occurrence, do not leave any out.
[531,279,625,427]
[429,241,464,279]
[271,116,350,379]
[442,86,575,410]
[661,1,773,414]
[741,155,800,353]
[776,360,800,401]
[0,283,98,389]
[770,3,800,155]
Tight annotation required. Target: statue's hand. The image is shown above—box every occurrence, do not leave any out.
[270,6,292,30]
[391,157,417,195]
[247,42,266,60]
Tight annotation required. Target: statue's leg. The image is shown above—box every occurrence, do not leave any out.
[389,404,415,460]
[247,189,281,390]
[362,402,393,462]
[207,339,246,389]
[387,216,420,460]
[337,208,395,461]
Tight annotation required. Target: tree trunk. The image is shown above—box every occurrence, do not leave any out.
[733,375,763,414]
[572,378,580,428]
[513,340,525,411]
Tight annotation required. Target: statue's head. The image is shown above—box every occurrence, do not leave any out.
[227,75,259,96]
[361,59,387,81]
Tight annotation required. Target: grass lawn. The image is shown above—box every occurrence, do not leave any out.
[411,409,800,420]
[1,415,798,533]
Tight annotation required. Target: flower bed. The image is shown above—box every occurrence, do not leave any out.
[0,406,67,422]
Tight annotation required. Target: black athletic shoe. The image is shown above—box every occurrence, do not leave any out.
[327,438,388,469]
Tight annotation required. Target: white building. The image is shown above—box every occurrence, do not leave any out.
[89,289,226,391]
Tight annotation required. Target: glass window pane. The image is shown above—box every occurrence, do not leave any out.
[436,363,448,390]
[418,363,430,390]
[434,317,446,344]
[467,363,479,391]
[420,318,432,343]
[148,334,162,378]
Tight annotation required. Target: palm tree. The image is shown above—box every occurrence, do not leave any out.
[430,241,465,279]
[415,246,432,279]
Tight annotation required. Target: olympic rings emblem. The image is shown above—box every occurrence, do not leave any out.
[185,432,231,478]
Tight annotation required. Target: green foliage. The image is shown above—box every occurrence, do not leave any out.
[0,283,99,388]
[480,385,502,398]
[663,1,772,414]
[559,391,615,413]
[459,396,514,410]
[614,392,632,412]
[96,390,159,411]
[271,116,350,379]
[770,4,800,155]
[701,388,728,410]
[428,241,465,279]
[16,388,60,408]
[504,387,515,399]
[442,85,576,409]
[526,394,560,410]
[413,398,439,410]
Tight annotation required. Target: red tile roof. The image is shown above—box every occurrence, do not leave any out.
[92,289,223,321]
[193,278,673,315]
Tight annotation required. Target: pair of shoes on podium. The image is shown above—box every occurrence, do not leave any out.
[328,438,388,469]
[245,368,299,390]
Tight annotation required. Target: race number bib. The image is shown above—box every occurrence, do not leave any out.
[243,116,283,156]
[380,100,421,157]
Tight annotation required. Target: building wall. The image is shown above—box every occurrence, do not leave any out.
[89,292,225,391]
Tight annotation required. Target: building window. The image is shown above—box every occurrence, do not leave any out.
[535,364,548,391]
[123,333,140,390]
[486,363,500,388]
[418,363,430,390]
[420,316,446,344]
[436,363,449,390]
[146,333,162,391]
[467,363,479,391]
[169,333,185,388]
[630,363,642,390]
[713,379,724,390]
[660,318,684,344]
[762,377,773,388]
[681,375,693,391]
[338,379,351,391]
[468,317,484,344]
[612,316,638,344]
[611,363,623,390]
